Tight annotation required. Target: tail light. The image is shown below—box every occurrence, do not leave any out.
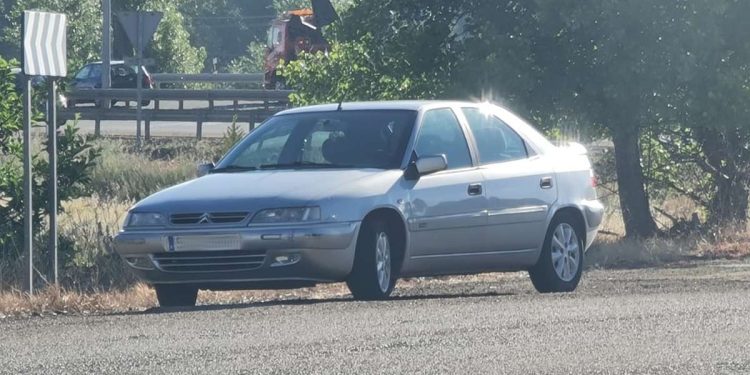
[143,74,153,87]
[590,170,598,187]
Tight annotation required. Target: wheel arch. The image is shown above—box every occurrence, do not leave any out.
[549,205,587,246]
[361,207,408,269]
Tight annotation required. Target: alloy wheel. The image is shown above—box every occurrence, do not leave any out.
[550,223,580,282]
[375,231,392,293]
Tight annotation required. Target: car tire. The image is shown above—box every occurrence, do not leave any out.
[346,218,399,300]
[154,284,198,307]
[141,100,150,107]
[529,213,584,293]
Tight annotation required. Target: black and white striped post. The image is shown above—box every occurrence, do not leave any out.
[22,10,67,294]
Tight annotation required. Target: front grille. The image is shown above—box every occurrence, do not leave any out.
[170,212,249,225]
[152,249,266,273]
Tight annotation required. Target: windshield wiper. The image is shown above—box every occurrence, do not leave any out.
[259,161,355,170]
[209,165,257,174]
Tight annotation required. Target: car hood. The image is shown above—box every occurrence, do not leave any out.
[132,169,401,214]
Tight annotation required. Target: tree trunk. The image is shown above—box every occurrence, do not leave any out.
[697,128,750,226]
[710,176,749,225]
[611,126,658,238]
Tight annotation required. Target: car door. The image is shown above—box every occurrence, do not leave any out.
[405,108,487,271]
[459,107,557,254]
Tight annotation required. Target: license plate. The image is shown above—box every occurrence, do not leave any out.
[164,234,241,252]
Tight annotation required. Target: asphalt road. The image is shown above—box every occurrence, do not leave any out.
[2,261,750,374]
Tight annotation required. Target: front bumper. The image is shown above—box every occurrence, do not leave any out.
[114,221,361,287]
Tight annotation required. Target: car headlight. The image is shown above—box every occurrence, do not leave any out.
[124,212,166,228]
[251,207,321,224]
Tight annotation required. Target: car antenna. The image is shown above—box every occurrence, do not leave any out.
[337,91,346,111]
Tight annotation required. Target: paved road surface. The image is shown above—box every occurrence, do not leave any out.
[2,262,750,374]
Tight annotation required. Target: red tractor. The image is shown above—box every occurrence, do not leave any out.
[263,1,338,89]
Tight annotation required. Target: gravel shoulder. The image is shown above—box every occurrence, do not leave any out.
[1,260,749,374]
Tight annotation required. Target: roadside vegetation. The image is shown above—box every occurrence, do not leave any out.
[1,0,750,315]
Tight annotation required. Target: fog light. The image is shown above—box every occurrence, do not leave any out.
[125,256,155,270]
[271,254,301,267]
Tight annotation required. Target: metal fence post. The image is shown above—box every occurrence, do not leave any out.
[22,77,33,294]
[48,79,59,286]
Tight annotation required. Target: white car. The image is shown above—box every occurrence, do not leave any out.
[114,101,604,307]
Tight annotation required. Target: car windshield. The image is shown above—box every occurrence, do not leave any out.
[217,110,417,171]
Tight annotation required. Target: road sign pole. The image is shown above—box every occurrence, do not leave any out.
[135,13,143,149]
[48,79,59,286]
[21,9,67,293]
[22,77,33,295]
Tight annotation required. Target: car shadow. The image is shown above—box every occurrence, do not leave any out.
[120,290,516,316]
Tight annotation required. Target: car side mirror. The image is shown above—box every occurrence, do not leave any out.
[197,162,215,177]
[404,155,448,180]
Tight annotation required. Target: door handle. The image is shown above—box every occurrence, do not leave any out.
[540,177,553,189]
[468,183,483,196]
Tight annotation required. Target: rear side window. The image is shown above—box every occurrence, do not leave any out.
[415,109,472,169]
[88,64,102,79]
[462,108,528,164]
[74,65,92,79]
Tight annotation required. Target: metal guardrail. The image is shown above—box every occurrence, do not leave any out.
[60,88,293,139]
[152,73,264,84]
[65,88,292,101]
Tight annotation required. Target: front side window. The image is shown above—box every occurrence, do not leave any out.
[462,107,528,164]
[415,108,472,169]
[218,110,416,171]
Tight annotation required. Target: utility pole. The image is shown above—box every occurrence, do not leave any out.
[102,0,112,107]
[135,12,143,148]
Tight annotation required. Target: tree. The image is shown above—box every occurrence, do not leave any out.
[178,0,275,69]
[141,0,207,74]
[514,1,694,237]
[280,38,442,105]
[227,42,267,74]
[0,56,100,256]
[664,0,750,225]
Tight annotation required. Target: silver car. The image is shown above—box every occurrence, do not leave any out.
[114,101,604,307]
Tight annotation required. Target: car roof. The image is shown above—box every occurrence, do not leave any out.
[276,100,557,155]
[87,60,127,65]
[276,100,486,115]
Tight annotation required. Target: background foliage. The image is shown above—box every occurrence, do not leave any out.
[0,0,749,264]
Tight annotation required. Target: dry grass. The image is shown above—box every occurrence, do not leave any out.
[0,283,155,318]
[589,200,750,269]
[587,236,696,269]
[695,224,750,260]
